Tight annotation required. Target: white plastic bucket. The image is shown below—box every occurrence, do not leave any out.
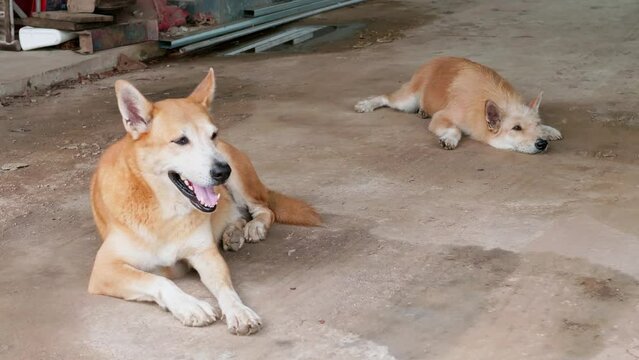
[19,26,78,51]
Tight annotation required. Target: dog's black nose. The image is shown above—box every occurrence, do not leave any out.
[535,139,548,151]
[210,162,231,184]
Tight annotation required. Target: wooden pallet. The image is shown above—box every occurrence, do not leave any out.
[32,11,113,23]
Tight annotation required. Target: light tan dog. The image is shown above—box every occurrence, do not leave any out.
[355,56,562,154]
[88,69,320,335]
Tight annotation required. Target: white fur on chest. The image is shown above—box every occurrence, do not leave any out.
[107,222,214,271]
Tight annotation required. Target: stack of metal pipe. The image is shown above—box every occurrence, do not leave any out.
[160,0,365,54]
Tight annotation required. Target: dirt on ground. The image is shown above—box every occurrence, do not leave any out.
[2,0,639,359]
[295,0,436,51]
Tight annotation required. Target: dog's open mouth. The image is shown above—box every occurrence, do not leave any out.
[168,171,220,213]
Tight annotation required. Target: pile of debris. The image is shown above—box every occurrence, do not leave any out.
[1,0,368,55]
[1,0,157,53]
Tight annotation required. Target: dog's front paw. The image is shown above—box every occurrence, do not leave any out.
[222,219,247,252]
[223,302,262,336]
[439,136,459,150]
[418,109,429,119]
[167,295,220,327]
[244,219,268,243]
[354,99,376,113]
[541,125,563,141]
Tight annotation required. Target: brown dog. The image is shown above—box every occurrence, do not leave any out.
[88,69,320,335]
[355,57,562,153]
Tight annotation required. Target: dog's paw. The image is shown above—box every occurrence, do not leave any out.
[223,302,262,336]
[244,219,268,243]
[439,136,459,150]
[168,295,220,327]
[354,99,376,113]
[418,109,429,119]
[222,220,247,252]
[541,125,563,141]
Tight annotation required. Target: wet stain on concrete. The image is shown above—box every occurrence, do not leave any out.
[330,245,639,360]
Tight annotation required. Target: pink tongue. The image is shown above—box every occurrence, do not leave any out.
[191,184,219,207]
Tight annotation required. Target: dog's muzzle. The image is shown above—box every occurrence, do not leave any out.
[168,171,221,213]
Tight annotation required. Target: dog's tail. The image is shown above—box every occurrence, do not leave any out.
[267,190,321,226]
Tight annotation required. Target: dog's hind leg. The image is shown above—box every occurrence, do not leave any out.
[355,82,419,113]
[354,95,389,113]
[429,111,462,150]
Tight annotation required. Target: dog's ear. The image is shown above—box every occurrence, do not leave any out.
[485,100,502,132]
[115,80,153,140]
[528,91,543,113]
[189,68,216,110]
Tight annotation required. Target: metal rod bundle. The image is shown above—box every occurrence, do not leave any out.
[161,0,365,53]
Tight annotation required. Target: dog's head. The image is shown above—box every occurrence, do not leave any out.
[485,91,549,154]
[115,69,229,213]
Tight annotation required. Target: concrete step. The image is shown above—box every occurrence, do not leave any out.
[0,41,165,97]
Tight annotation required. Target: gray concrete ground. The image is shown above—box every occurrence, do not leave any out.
[2,0,639,359]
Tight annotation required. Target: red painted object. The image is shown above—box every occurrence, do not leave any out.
[35,0,46,12]
[152,0,188,31]
[14,0,33,14]
[15,0,48,15]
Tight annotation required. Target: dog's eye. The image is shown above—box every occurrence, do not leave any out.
[512,125,522,131]
[211,132,218,141]
[173,136,189,145]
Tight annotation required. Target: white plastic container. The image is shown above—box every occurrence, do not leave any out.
[19,26,78,51]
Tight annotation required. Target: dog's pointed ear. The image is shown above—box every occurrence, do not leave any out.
[115,80,153,140]
[528,91,543,113]
[189,68,216,110]
[485,100,502,132]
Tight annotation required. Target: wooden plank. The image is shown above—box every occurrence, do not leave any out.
[0,0,20,49]
[16,16,106,30]
[1,0,11,43]
[78,20,157,54]
[67,0,95,13]
[32,11,113,23]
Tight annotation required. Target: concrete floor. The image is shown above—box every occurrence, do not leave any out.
[2,0,639,359]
